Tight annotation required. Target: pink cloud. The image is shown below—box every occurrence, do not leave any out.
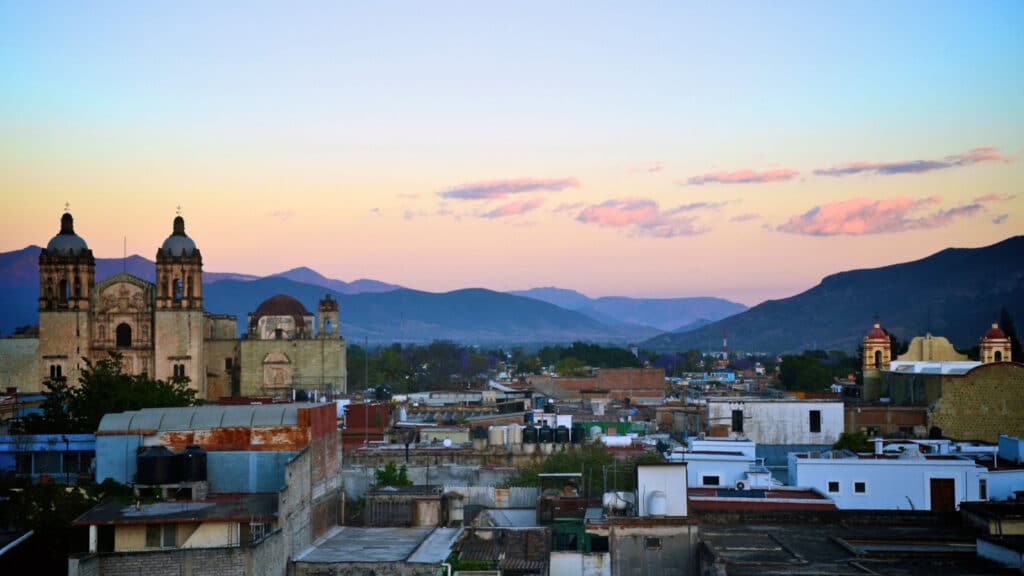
[576,198,709,238]
[551,202,584,213]
[974,193,1016,203]
[993,214,1009,225]
[482,198,545,218]
[777,196,983,236]
[730,212,760,222]
[685,168,799,185]
[439,177,580,200]
[814,146,1012,177]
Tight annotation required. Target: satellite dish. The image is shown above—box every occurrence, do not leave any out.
[443,438,452,447]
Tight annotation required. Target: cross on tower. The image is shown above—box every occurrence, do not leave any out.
[176,205,182,216]
[64,202,70,213]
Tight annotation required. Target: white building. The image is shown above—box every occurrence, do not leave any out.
[788,446,987,511]
[706,398,843,445]
[668,438,777,489]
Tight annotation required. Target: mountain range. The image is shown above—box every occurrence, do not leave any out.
[0,245,741,343]
[641,236,1024,354]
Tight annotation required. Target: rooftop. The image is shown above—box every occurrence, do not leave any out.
[96,403,325,433]
[72,493,278,526]
[293,526,460,564]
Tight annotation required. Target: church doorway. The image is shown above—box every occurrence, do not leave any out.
[116,323,132,348]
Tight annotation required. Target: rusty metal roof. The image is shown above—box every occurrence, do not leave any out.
[97,403,324,433]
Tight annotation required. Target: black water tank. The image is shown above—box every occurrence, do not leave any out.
[555,425,570,444]
[539,424,553,444]
[523,425,538,444]
[472,426,488,440]
[571,424,585,444]
[181,445,207,482]
[136,446,181,485]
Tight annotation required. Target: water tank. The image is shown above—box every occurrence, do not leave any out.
[136,446,181,485]
[472,426,488,440]
[508,423,523,445]
[571,424,585,444]
[488,426,506,448]
[524,411,535,423]
[181,444,207,482]
[523,425,538,444]
[555,425,570,444]
[590,425,602,439]
[647,490,668,517]
[538,425,553,444]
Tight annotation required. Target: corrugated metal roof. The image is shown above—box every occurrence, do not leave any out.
[97,403,322,433]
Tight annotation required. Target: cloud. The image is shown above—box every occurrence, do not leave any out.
[730,212,760,222]
[814,147,1011,177]
[438,177,580,200]
[777,196,983,236]
[482,198,545,219]
[993,214,1009,225]
[551,202,584,214]
[270,210,295,222]
[684,168,799,186]
[974,193,1016,203]
[668,201,728,213]
[630,161,664,174]
[576,198,709,238]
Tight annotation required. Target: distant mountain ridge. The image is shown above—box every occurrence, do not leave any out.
[508,287,747,332]
[641,236,1024,354]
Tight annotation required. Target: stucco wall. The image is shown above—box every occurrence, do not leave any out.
[707,400,843,445]
[238,338,346,397]
[0,338,39,392]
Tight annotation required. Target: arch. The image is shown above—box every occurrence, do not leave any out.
[59,279,69,302]
[116,323,132,348]
[324,318,332,335]
[186,275,193,298]
[47,278,54,300]
[74,276,82,298]
[874,349,882,367]
[97,324,106,343]
[173,278,183,301]
[994,350,1003,362]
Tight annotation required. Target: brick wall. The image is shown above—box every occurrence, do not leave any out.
[531,368,665,400]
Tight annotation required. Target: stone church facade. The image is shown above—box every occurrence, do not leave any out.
[26,211,346,400]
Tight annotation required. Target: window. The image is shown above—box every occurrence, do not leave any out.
[994,351,1003,362]
[702,475,721,487]
[589,535,609,552]
[874,349,882,367]
[34,452,61,474]
[225,358,233,371]
[116,323,132,348]
[979,478,988,500]
[146,525,176,548]
[552,532,578,551]
[50,364,62,379]
[59,279,69,302]
[172,364,186,379]
[809,410,822,433]
[15,454,32,475]
[275,328,284,340]
[827,481,840,493]
[173,278,183,301]
[645,537,662,550]
[854,481,867,494]
[63,452,84,474]
[731,409,744,433]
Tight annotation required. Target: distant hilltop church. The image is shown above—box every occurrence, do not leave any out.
[3,210,346,399]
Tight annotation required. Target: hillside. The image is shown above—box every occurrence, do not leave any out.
[641,236,1024,354]
[508,288,746,331]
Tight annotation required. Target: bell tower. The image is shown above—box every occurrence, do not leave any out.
[38,210,95,386]
[317,294,339,339]
[980,323,1012,363]
[861,321,891,399]
[154,214,206,396]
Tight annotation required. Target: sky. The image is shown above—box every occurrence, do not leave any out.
[2,1,1022,306]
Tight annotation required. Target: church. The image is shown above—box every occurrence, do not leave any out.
[26,210,347,400]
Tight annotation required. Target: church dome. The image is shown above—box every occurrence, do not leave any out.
[45,213,89,256]
[160,216,197,257]
[984,323,1006,339]
[867,322,887,340]
[250,295,311,328]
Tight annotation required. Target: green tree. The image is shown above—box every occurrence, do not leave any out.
[833,431,871,453]
[16,352,197,434]
[555,357,587,377]
[373,461,412,487]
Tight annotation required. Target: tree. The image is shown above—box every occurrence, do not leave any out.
[1000,307,1023,362]
[555,357,587,377]
[833,431,871,453]
[16,352,197,434]
[373,461,411,487]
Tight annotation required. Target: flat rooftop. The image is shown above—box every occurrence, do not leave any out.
[293,526,461,565]
[72,493,278,526]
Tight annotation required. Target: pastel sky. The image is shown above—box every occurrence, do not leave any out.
[2,1,1022,306]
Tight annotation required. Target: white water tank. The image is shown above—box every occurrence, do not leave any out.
[488,426,507,448]
[601,436,632,448]
[508,423,523,445]
[647,490,668,517]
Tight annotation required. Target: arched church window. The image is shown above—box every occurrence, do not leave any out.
[59,279,69,303]
[324,319,332,335]
[174,278,183,301]
[47,279,54,300]
[116,323,132,348]
[995,351,1003,362]
[98,324,106,343]
[874,349,882,367]
[186,276,193,298]
[74,277,81,298]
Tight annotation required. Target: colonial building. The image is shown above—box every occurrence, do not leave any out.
[24,211,346,400]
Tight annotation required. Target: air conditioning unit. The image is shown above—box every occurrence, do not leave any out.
[735,480,747,491]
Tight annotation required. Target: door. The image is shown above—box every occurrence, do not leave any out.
[929,478,955,512]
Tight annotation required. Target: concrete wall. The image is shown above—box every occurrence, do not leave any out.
[605,524,698,576]
[530,368,665,401]
[154,308,206,396]
[207,451,299,493]
[38,308,91,390]
[637,464,687,517]
[707,400,843,445]
[931,363,1024,443]
[679,454,752,488]
[181,522,238,548]
[551,552,611,576]
[238,337,346,398]
[341,464,521,500]
[844,405,927,437]
[204,339,239,399]
[788,455,984,510]
[986,469,1024,501]
[96,434,142,484]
